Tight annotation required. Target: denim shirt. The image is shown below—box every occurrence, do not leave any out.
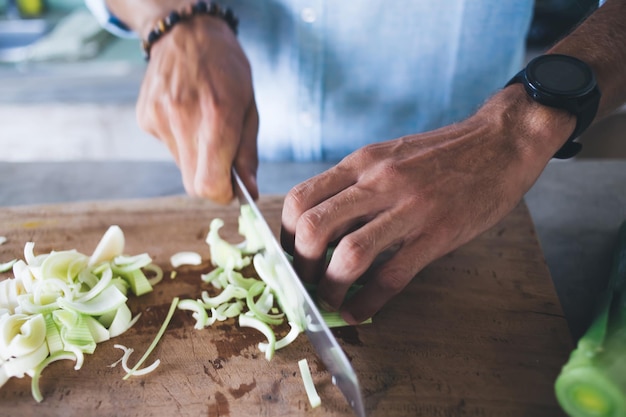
[88,0,534,162]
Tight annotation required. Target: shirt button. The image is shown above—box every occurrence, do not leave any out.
[300,8,317,23]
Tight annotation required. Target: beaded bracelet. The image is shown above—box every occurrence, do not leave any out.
[141,1,239,61]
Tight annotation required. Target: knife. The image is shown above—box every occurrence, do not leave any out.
[232,169,366,417]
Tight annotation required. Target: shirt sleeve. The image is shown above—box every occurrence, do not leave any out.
[84,0,137,38]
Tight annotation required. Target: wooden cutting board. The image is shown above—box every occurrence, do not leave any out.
[0,196,572,417]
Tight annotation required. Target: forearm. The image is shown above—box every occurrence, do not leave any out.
[548,0,626,118]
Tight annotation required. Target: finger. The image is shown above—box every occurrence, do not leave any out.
[168,102,200,196]
[316,209,410,311]
[136,86,181,165]
[195,97,247,203]
[233,99,260,200]
[339,241,434,324]
[281,166,357,254]
[291,184,386,284]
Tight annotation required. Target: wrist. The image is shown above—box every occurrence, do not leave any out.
[138,1,238,60]
[134,1,195,39]
[479,85,576,163]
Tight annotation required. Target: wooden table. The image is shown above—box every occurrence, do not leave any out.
[0,196,572,416]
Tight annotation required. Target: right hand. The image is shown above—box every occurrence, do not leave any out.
[136,15,259,203]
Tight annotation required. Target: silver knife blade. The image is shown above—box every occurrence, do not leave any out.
[232,169,366,417]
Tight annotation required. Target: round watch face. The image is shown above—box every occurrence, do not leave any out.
[527,54,595,96]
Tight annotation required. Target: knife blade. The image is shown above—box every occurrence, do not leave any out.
[232,169,366,417]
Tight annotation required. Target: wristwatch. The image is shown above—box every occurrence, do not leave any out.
[505,54,601,159]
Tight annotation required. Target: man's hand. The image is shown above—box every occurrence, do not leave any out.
[281,87,574,325]
[136,16,259,203]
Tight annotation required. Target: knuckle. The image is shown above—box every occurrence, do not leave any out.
[338,235,374,270]
[379,160,401,178]
[284,183,310,217]
[355,143,377,161]
[167,85,199,108]
[297,209,325,243]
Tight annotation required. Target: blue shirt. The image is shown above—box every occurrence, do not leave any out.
[88,0,534,162]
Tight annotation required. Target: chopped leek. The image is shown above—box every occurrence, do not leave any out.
[555,220,626,417]
[88,225,124,267]
[123,297,179,380]
[181,204,370,349]
[0,260,16,273]
[0,225,161,401]
[30,351,76,402]
[239,314,276,361]
[113,344,161,376]
[178,299,213,329]
[206,218,250,271]
[57,284,127,316]
[170,251,202,268]
[298,358,321,408]
[176,204,373,409]
[237,204,265,253]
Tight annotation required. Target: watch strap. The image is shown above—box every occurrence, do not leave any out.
[506,68,600,159]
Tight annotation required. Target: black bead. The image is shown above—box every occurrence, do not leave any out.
[142,1,239,62]
[166,11,180,26]
[193,1,207,13]
[147,30,160,43]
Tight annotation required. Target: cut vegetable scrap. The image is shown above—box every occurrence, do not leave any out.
[206,218,250,271]
[88,225,125,267]
[0,260,16,274]
[0,238,16,271]
[112,344,160,376]
[237,204,265,253]
[298,358,321,408]
[239,314,276,361]
[122,297,178,380]
[170,251,202,268]
[0,225,161,401]
[178,299,213,329]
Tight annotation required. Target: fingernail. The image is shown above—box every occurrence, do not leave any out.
[340,309,358,326]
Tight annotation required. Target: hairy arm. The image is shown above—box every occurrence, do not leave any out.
[281,0,626,324]
[549,0,626,118]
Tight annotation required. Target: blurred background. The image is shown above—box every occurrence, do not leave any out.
[0,0,623,161]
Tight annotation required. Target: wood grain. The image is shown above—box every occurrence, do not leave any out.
[0,196,572,417]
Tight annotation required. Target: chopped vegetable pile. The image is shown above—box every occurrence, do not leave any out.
[0,226,162,401]
[0,204,365,408]
[555,220,626,417]
[177,204,365,362]
[175,205,305,362]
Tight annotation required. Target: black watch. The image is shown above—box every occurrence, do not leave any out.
[505,54,601,159]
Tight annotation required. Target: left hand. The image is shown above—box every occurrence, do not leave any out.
[281,87,572,324]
